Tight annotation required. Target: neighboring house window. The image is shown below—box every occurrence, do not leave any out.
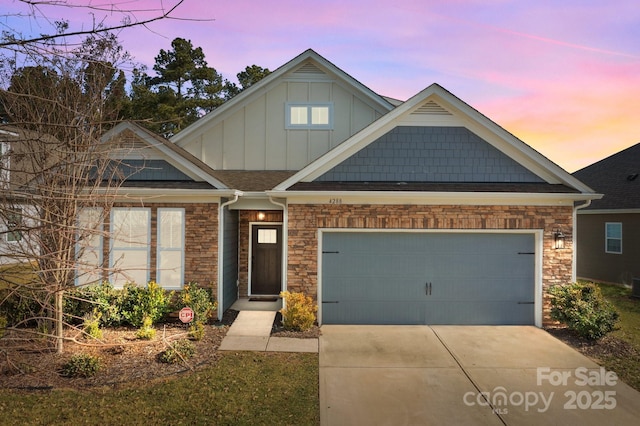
[605,222,622,254]
[6,208,22,242]
[157,208,185,289]
[110,208,150,287]
[0,141,9,187]
[285,103,333,129]
[76,208,104,286]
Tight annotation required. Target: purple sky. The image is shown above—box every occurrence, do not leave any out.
[3,0,639,172]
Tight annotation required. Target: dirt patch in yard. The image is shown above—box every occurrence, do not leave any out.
[0,310,239,390]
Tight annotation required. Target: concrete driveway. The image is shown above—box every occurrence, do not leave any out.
[320,325,640,425]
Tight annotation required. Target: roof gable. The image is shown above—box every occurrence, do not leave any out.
[275,84,596,195]
[573,142,640,209]
[101,122,229,189]
[170,49,394,147]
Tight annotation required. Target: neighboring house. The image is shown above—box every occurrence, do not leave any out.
[6,49,601,327]
[572,143,640,284]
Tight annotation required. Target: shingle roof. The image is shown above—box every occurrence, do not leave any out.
[572,142,640,210]
[213,171,297,191]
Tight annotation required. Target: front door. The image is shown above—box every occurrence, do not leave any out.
[250,224,282,295]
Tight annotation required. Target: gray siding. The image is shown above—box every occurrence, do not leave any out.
[316,126,544,183]
[222,207,239,311]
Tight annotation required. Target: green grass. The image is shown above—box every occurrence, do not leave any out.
[591,282,640,390]
[0,352,319,425]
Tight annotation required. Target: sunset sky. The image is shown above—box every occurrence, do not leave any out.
[3,0,639,172]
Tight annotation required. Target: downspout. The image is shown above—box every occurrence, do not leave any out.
[268,196,288,296]
[572,200,592,282]
[217,192,240,321]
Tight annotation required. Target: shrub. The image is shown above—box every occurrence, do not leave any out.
[61,354,101,378]
[65,281,124,327]
[136,315,156,340]
[121,281,172,327]
[549,282,619,340]
[174,282,216,324]
[188,321,205,341]
[159,339,195,364]
[82,310,103,340]
[279,291,317,332]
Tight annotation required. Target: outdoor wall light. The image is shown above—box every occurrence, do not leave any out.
[553,229,566,250]
[257,211,266,221]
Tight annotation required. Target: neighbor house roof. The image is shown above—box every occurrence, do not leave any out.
[572,142,640,210]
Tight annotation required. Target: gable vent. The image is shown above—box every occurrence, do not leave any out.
[412,101,452,116]
[294,62,325,75]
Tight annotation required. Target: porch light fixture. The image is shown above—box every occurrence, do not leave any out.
[553,229,566,250]
[257,211,266,221]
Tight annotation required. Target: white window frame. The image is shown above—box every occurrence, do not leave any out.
[5,207,22,242]
[156,208,185,289]
[0,141,9,187]
[110,208,151,287]
[285,103,334,129]
[605,222,622,254]
[75,207,104,286]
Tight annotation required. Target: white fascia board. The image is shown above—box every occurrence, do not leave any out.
[578,208,640,215]
[267,190,601,206]
[95,188,241,203]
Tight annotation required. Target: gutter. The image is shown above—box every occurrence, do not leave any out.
[217,191,242,320]
[572,200,592,282]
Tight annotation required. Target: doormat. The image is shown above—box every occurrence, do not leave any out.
[249,297,278,302]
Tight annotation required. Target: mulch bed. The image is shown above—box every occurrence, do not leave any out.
[0,309,239,391]
[270,311,321,339]
[545,326,640,361]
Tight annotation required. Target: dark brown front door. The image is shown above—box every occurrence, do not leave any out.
[251,224,282,295]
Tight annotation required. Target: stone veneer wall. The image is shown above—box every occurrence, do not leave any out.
[238,210,284,297]
[287,204,574,326]
[104,202,218,290]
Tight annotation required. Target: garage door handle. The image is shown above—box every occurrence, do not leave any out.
[517,301,534,304]
[425,282,432,296]
[322,301,339,304]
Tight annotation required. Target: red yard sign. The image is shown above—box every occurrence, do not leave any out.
[179,306,194,324]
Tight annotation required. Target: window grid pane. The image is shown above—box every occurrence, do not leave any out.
[311,106,329,124]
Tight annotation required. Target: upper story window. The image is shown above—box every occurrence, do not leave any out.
[5,207,22,242]
[605,222,622,254]
[286,103,333,129]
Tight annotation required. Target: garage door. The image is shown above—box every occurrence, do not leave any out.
[321,232,535,325]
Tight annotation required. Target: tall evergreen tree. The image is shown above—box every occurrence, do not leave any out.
[129,38,224,137]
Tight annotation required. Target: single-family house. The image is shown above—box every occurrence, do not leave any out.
[572,143,640,285]
[7,49,601,327]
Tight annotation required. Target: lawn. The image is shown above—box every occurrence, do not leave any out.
[593,282,640,390]
[0,352,319,425]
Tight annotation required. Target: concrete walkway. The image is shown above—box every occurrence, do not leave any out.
[218,310,318,353]
[320,325,640,425]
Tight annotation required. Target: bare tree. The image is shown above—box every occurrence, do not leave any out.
[0,1,203,49]
[0,30,139,354]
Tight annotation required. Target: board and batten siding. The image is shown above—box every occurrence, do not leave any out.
[181,79,386,171]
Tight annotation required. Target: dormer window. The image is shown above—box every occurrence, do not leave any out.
[286,103,333,129]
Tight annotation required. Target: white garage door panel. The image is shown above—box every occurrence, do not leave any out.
[321,232,535,325]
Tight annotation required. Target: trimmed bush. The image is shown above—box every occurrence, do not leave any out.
[174,282,217,324]
[61,354,101,378]
[159,339,195,364]
[279,291,317,332]
[120,281,172,327]
[549,282,619,340]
